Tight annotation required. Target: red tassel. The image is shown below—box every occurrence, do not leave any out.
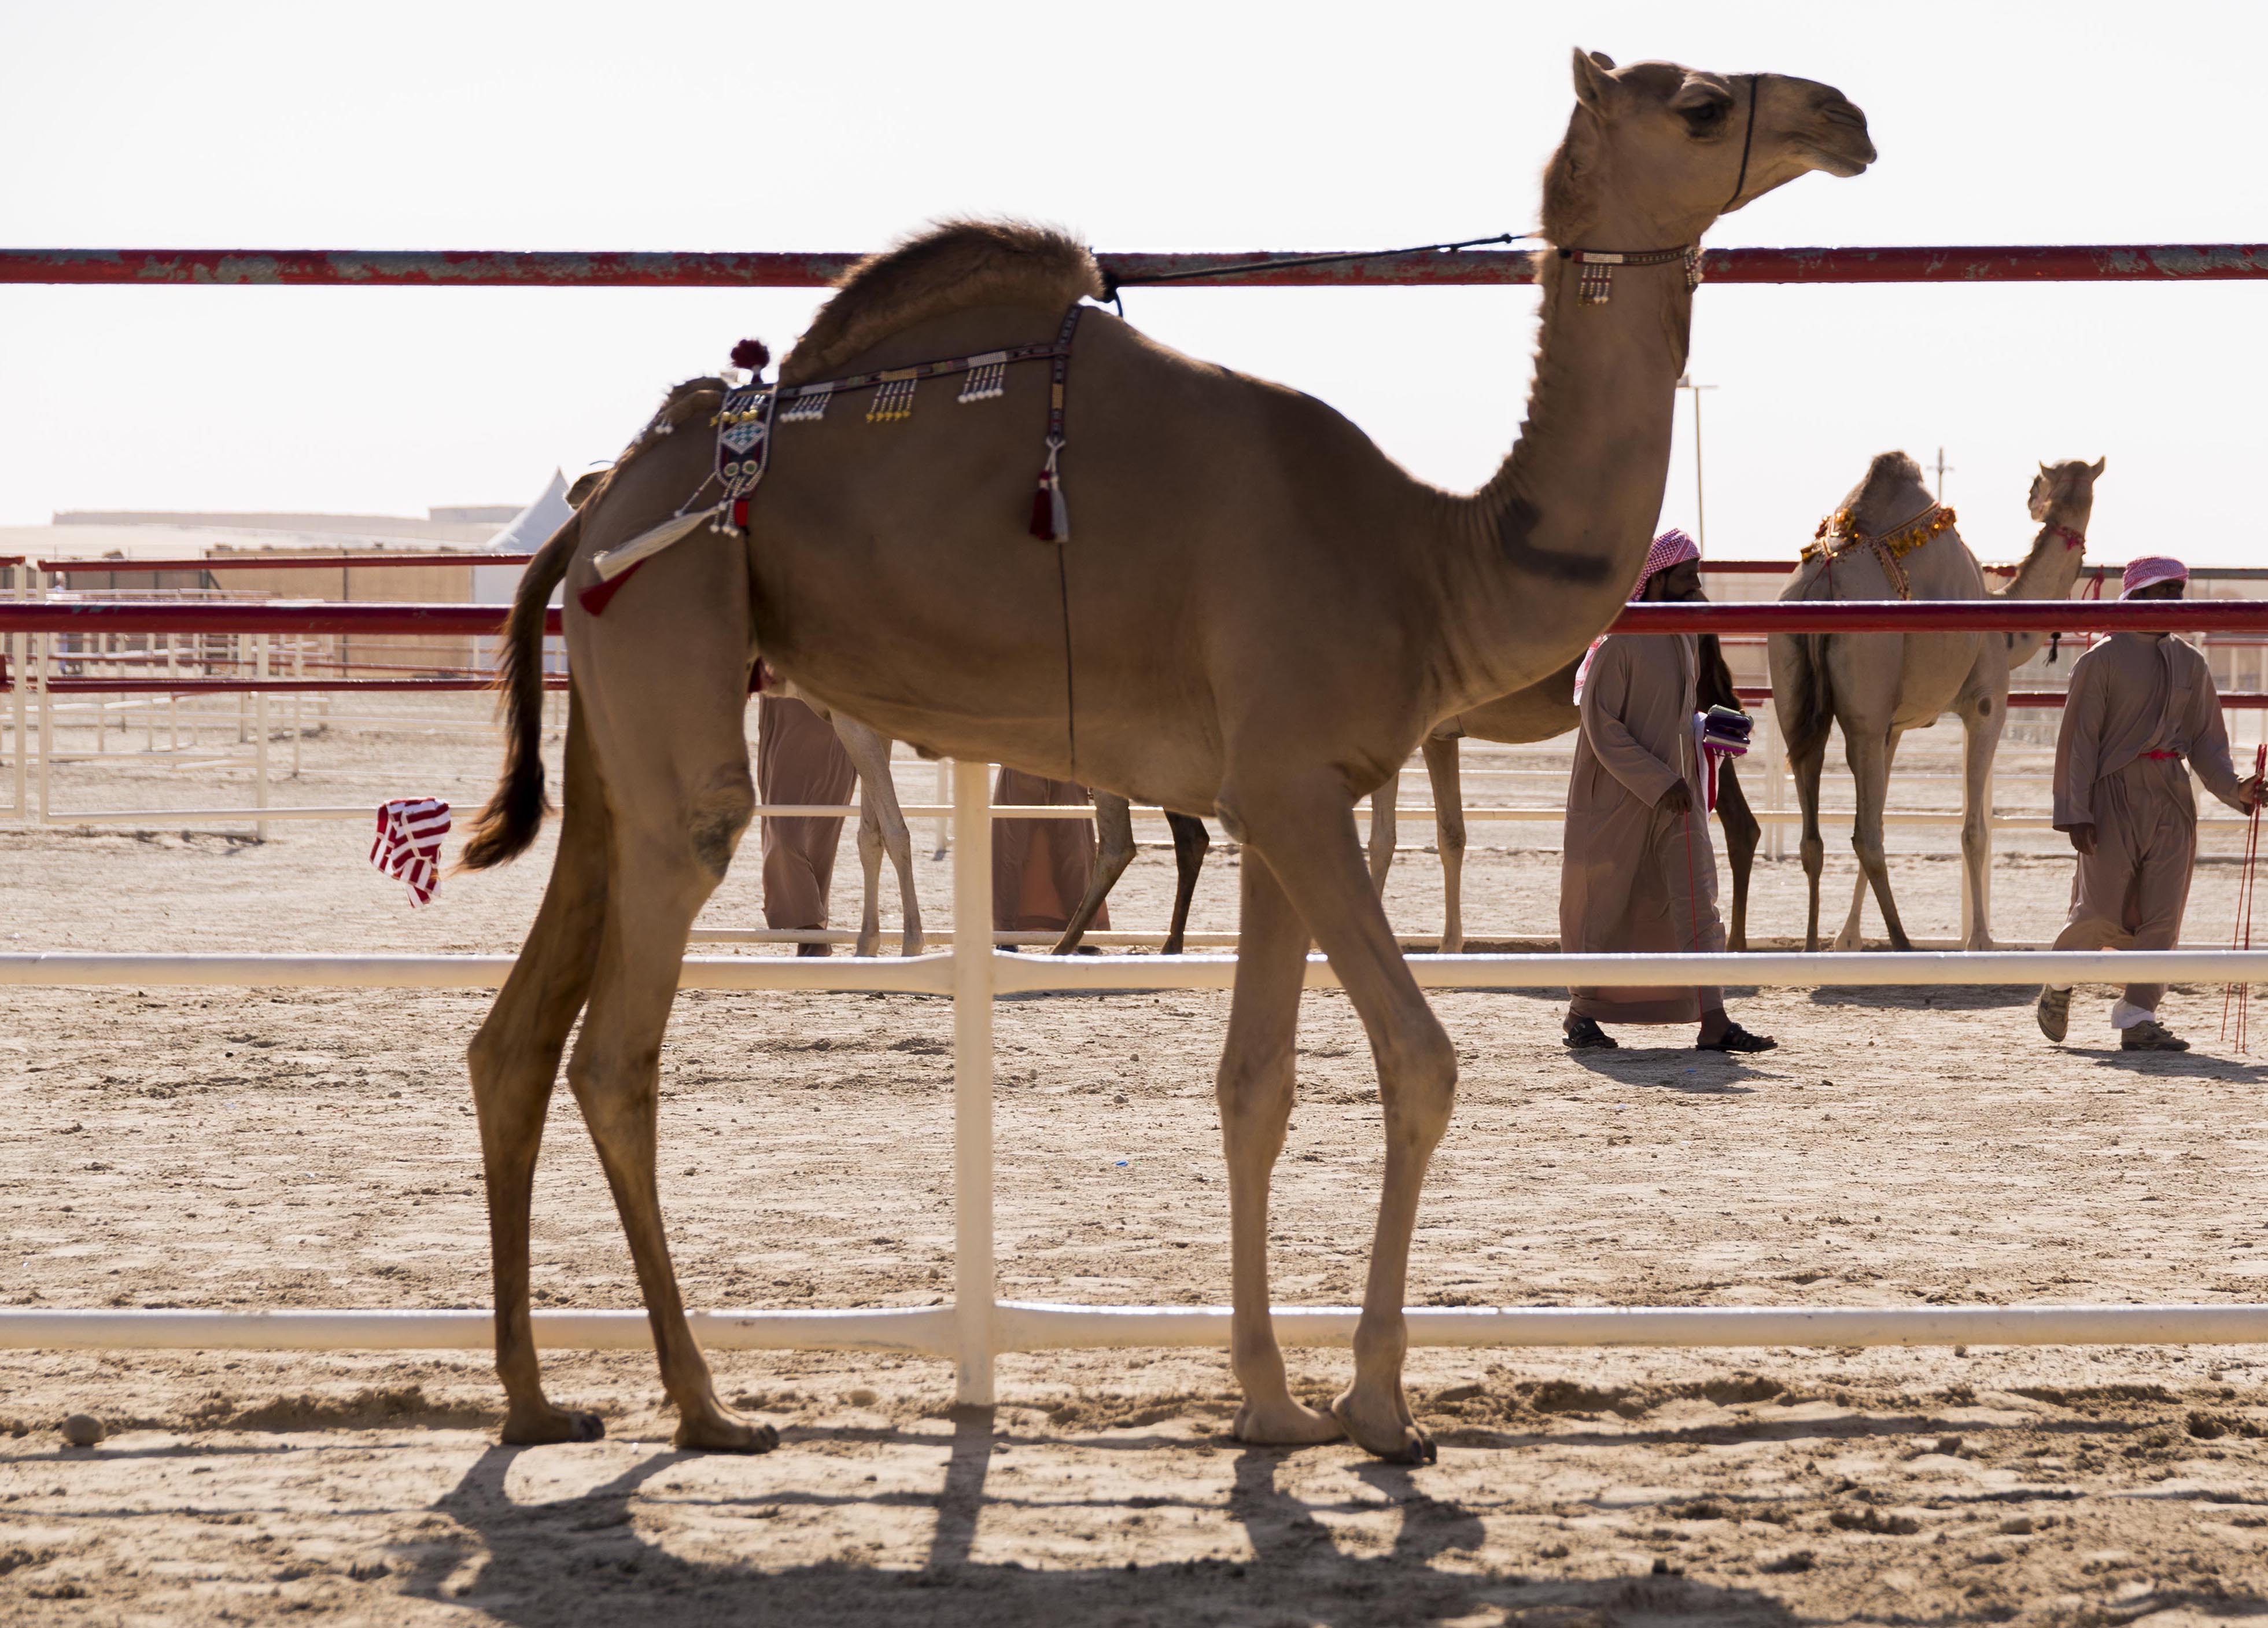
[1029,480,1057,542]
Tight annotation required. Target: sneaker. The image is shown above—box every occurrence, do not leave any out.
[2035,985,2070,1043]
[2121,1018,2189,1052]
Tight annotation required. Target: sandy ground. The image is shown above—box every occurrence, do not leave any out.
[8,703,2268,1625]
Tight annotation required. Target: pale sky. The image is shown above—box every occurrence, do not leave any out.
[2,1,2262,565]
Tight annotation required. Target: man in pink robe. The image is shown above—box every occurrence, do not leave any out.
[1559,531,1773,1052]
[992,767,1110,937]
[2039,557,2260,1050]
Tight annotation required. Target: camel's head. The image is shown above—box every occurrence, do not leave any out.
[1544,51,1875,247]
[2029,457,2107,522]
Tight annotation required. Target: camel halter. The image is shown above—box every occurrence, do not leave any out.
[1555,73,1757,307]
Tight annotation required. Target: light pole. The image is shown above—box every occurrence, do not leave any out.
[1677,374,1718,547]
[1933,445,1954,503]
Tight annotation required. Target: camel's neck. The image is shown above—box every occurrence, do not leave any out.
[1424,251,1692,714]
[1997,490,2095,668]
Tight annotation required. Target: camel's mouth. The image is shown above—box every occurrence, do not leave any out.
[1801,98,1876,177]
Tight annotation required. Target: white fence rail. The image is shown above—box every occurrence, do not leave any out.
[11,761,2268,1399]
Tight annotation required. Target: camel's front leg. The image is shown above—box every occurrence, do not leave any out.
[466,706,609,1445]
[1050,793,1134,953]
[568,779,776,1454]
[830,714,924,956]
[1218,849,1341,1448]
[1842,725,1913,952]
[1957,688,2005,950]
[1161,811,1210,956]
[1366,773,1397,895]
[1421,733,1466,953]
[1230,772,1455,1464]
[1713,757,1760,953]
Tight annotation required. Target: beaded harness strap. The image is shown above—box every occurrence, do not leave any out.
[1800,502,1959,602]
[580,303,1089,616]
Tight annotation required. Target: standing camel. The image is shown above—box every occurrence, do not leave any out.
[461,52,1872,1463]
[1769,452,2102,951]
[1370,635,1761,952]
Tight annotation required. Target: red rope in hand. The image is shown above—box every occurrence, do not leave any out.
[2223,741,2266,1051]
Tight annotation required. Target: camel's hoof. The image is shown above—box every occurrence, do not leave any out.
[854,937,880,960]
[673,1410,779,1454]
[1231,1397,1344,1447]
[901,936,926,959]
[1331,1393,1435,1464]
[501,1405,605,1446]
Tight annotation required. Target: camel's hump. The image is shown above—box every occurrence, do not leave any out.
[780,219,1101,386]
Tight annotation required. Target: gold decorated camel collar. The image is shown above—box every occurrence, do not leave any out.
[1801,502,1958,601]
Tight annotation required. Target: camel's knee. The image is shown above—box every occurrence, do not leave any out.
[1799,835,1824,879]
[1849,833,1887,872]
[1215,1047,1295,1152]
[687,765,755,881]
[1376,1022,1456,1149]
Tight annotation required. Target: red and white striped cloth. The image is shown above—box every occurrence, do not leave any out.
[371,798,451,907]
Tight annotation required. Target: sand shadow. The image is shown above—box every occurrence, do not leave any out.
[408,1430,1806,1626]
[2075,1047,2268,1082]
[1805,983,2036,1012]
[1564,1048,1762,1094]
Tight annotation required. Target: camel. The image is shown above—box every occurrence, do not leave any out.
[1769,452,2102,952]
[1074,641,1760,956]
[460,51,1872,1463]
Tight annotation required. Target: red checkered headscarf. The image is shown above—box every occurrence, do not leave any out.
[2120,556,2186,599]
[1633,528,1699,598]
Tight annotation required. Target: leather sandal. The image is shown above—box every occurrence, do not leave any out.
[1563,1016,1618,1050]
[1699,1022,1776,1054]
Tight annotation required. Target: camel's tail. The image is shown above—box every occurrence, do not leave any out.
[459,512,580,871]
[1779,632,1836,763]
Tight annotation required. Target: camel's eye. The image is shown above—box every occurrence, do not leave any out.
[1677,97,1731,137]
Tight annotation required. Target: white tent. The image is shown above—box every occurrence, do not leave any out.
[473,470,574,672]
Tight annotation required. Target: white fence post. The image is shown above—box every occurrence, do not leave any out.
[255,635,270,841]
[951,757,995,1405]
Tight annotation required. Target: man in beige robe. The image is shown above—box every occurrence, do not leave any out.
[993,767,1109,937]
[2039,557,2260,1050]
[1560,532,1773,1052]
[757,693,856,956]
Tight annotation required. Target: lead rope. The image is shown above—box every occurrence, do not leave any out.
[2223,741,2266,1051]
[1030,302,1086,770]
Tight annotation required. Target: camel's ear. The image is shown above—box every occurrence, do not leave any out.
[2089,456,2107,477]
[1572,48,1616,112]
[567,469,607,508]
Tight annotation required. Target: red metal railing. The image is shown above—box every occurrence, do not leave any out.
[36,553,536,574]
[9,599,2268,639]
[5,245,2265,290]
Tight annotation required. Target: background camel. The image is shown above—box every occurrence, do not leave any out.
[1067,640,1758,955]
[1769,453,2101,951]
[461,52,1871,1463]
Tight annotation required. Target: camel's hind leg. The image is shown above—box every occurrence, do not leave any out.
[1955,688,2005,951]
[1366,774,1397,895]
[567,756,775,1452]
[1051,793,1135,953]
[466,699,610,1445]
[1161,811,1211,956]
[830,713,924,957]
[1842,724,1913,952]
[1422,734,1466,953]
[1791,733,1828,954]
[1225,771,1455,1464]
[1218,844,1341,1448]
[1835,728,1902,951]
